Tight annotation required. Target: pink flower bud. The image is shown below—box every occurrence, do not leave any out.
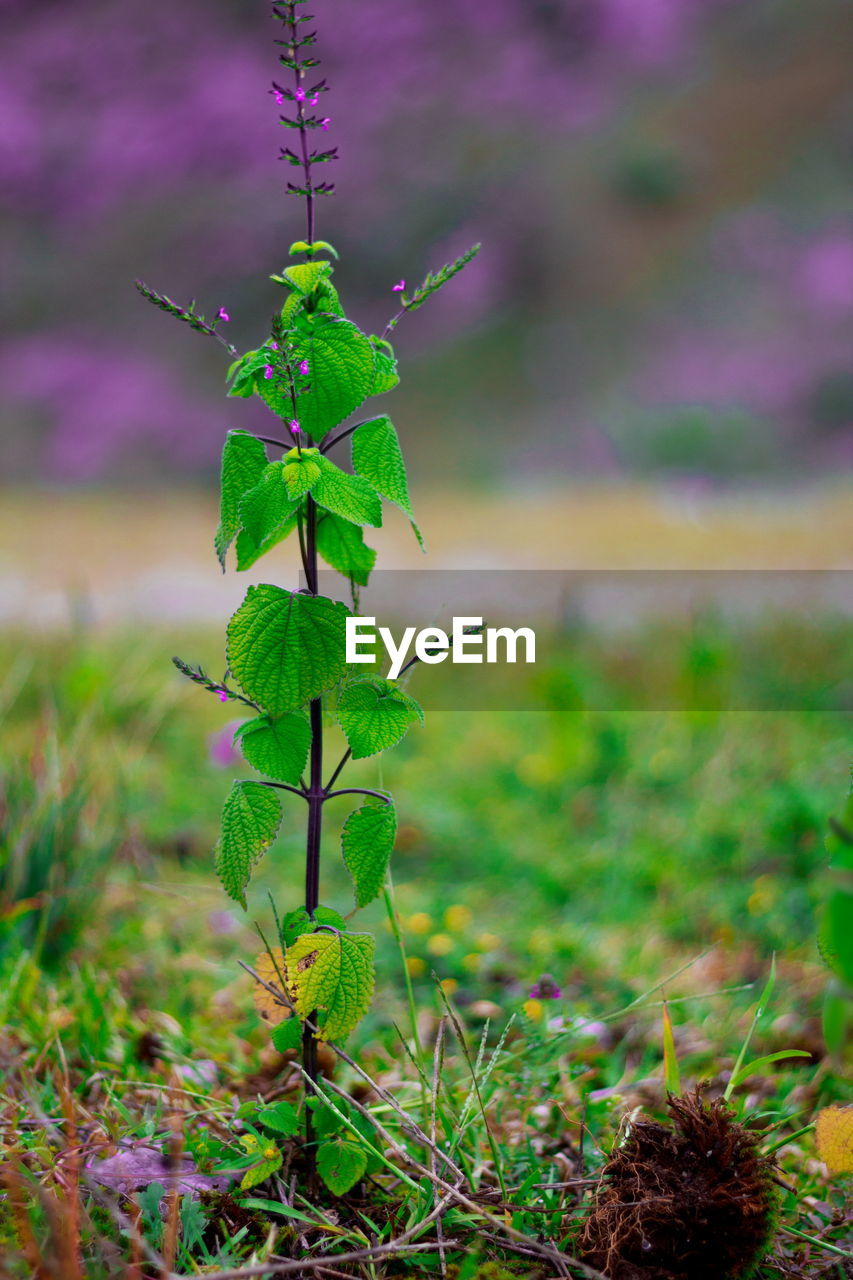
[288,419,300,434]
[392,279,405,292]
[264,366,274,379]
[299,359,309,375]
[321,117,331,132]
[218,691,229,703]
[217,307,230,322]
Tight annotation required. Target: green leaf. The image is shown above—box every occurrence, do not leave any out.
[283,448,322,499]
[369,337,399,395]
[661,1003,681,1096]
[352,416,412,515]
[240,1149,283,1192]
[337,678,424,760]
[215,781,282,909]
[235,514,298,571]
[316,512,376,586]
[728,1050,812,1092]
[286,930,375,1041]
[316,1138,368,1196]
[271,1019,303,1053]
[238,461,300,547]
[214,431,269,568]
[258,1100,300,1137]
[227,585,349,715]
[234,712,311,784]
[226,348,269,398]
[352,415,422,547]
[283,261,333,294]
[313,455,382,527]
[342,800,397,908]
[289,317,376,440]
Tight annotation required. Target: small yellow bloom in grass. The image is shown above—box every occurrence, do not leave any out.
[462,952,482,972]
[427,933,454,956]
[528,926,552,956]
[444,904,473,932]
[264,1144,278,1160]
[405,955,426,978]
[407,912,433,935]
[440,978,458,996]
[523,998,544,1022]
[816,1106,853,1174]
[477,932,501,952]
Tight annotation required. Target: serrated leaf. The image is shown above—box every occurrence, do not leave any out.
[284,261,333,294]
[337,678,424,760]
[252,946,292,1026]
[313,455,382,527]
[289,317,376,441]
[238,461,300,547]
[316,1138,368,1195]
[227,348,269,399]
[352,416,412,516]
[240,1150,283,1192]
[271,1018,303,1052]
[227,585,349,715]
[235,712,311,784]
[815,1106,853,1174]
[283,449,322,499]
[316,512,376,586]
[286,931,375,1042]
[235,514,298,571]
[215,431,269,568]
[369,338,399,396]
[258,1100,300,1137]
[342,800,396,908]
[215,782,282,909]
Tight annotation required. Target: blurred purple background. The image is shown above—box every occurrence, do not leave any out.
[1,0,852,487]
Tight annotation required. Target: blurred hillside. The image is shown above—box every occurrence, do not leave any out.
[1,0,852,487]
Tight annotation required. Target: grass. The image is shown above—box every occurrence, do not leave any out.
[0,615,850,1277]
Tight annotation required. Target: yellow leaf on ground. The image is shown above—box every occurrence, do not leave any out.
[252,947,292,1025]
[815,1106,853,1174]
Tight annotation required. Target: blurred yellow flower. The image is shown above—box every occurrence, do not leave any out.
[407,912,433,935]
[440,978,458,996]
[427,933,454,956]
[405,955,426,978]
[477,932,501,951]
[523,998,544,1022]
[462,952,482,972]
[444,904,473,931]
[528,927,552,955]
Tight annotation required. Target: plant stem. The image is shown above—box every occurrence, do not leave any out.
[302,491,322,1155]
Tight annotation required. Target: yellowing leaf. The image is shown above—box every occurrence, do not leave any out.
[816,1106,853,1174]
[252,947,293,1026]
[286,931,375,1042]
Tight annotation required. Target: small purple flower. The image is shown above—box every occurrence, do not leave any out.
[529,974,563,1000]
[271,89,285,106]
[216,307,230,322]
[298,359,309,376]
[269,341,279,351]
[309,95,319,107]
[288,419,300,435]
[264,366,274,379]
[320,117,331,132]
[294,87,306,102]
[392,279,405,292]
[218,690,229,703]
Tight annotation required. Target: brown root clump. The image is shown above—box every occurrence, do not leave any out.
[579,1090,777,1280]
